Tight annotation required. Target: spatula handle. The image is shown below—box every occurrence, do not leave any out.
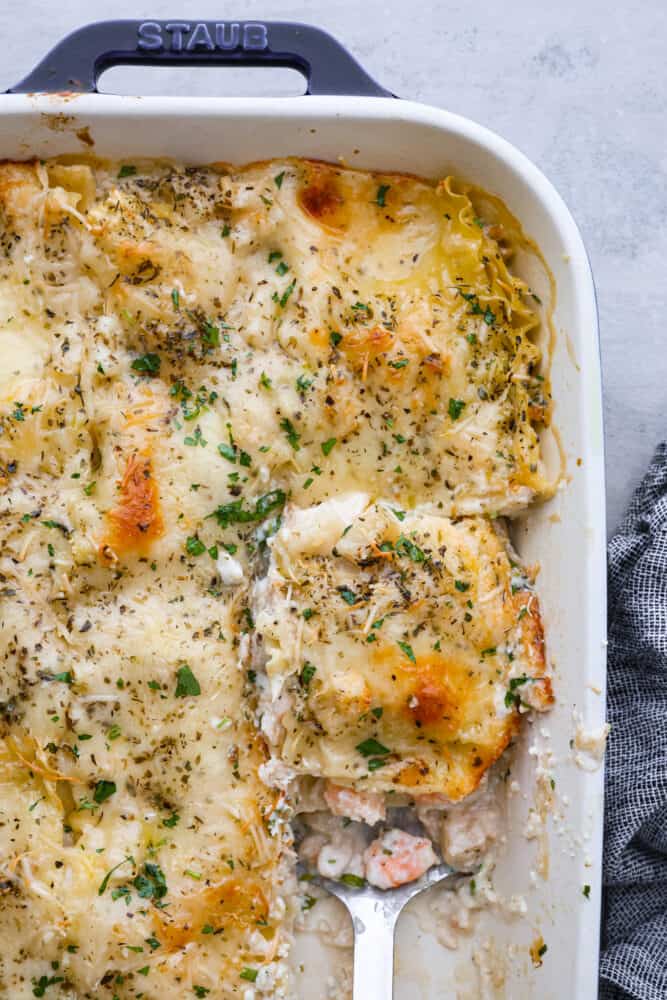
[349,895,398,1000]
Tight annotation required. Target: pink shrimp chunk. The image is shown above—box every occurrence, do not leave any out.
[324,782,386,825]
[363,829,438,889]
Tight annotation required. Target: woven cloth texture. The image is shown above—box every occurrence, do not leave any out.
[600,442,667,999]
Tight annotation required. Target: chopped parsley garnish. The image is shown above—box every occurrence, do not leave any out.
[171,288,180,309]
[395,535,426,563]
[375,184,390,207]
[296,373,314,392]
[118,164,136,178]
[392,508,406,521]
[239,968,258,982]
[218,442,237,463]
[133,862,168,901]
[329,331,343,348]
[186,536,206,556]
[31,975,64,996]
[276,260,289,276]
[458,289,495,326]
[274,171,285,189]
[397,640,416,663]
[184,426,207,447]
[131,353,161,374]
[222,223,231,237]
[454,579,470,592]
[504,674,530,708]
[583,884,591,899]
[338,586,359,605]
[208,490,286,528]
[302,608,315,621]
[98,855,134,896]
[273,278,296,308]
[163,813,180,828]
[448,397,466,420]
[371,706,384,719]
[202,319,219,347]
[83,481,96,496]
[280,417,301,451]
[388,358,409,369]
[340,873,366,888]
[42,520,70,535]
[193,988,210,998]
[259,372,272,390]
[300,662,316,688]
[356,738,390,758]
[321,437,337,456]
[93,780,116,804]
[175,664,201,698]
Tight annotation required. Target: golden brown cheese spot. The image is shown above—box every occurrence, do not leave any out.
[369,647,467,733]
[156,879,270,951]
[298,162,349,231]
[0,162,42,224]
[339,324,395,380]
[395,761,432,787]
[101,451,163,557]
[410,677,455,727]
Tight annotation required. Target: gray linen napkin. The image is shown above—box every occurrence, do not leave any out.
[599,443,667,999]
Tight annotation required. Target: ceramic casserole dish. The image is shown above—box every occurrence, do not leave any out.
[3,19,606,1000]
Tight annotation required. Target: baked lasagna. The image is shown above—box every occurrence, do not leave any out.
[0,155,554,998]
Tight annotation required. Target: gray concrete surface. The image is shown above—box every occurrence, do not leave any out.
[1,0,664,534]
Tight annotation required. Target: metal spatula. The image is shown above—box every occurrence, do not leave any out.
[304,863,461,1000]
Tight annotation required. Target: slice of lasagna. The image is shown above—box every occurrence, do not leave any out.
[249,494,553,883]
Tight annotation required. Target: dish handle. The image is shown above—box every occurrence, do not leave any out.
[7,19,394,97]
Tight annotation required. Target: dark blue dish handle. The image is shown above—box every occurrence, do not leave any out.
[7,19,393,97]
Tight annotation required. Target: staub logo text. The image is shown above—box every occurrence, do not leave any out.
[137,21,269,53]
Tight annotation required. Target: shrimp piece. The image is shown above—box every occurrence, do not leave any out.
[363,829,437,889]
[324,782,386,826]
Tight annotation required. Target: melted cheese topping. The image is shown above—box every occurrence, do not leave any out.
[252,497,552,801]
[0,155,554,996]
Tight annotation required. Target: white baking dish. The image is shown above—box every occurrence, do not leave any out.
[1,20,606,1000]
